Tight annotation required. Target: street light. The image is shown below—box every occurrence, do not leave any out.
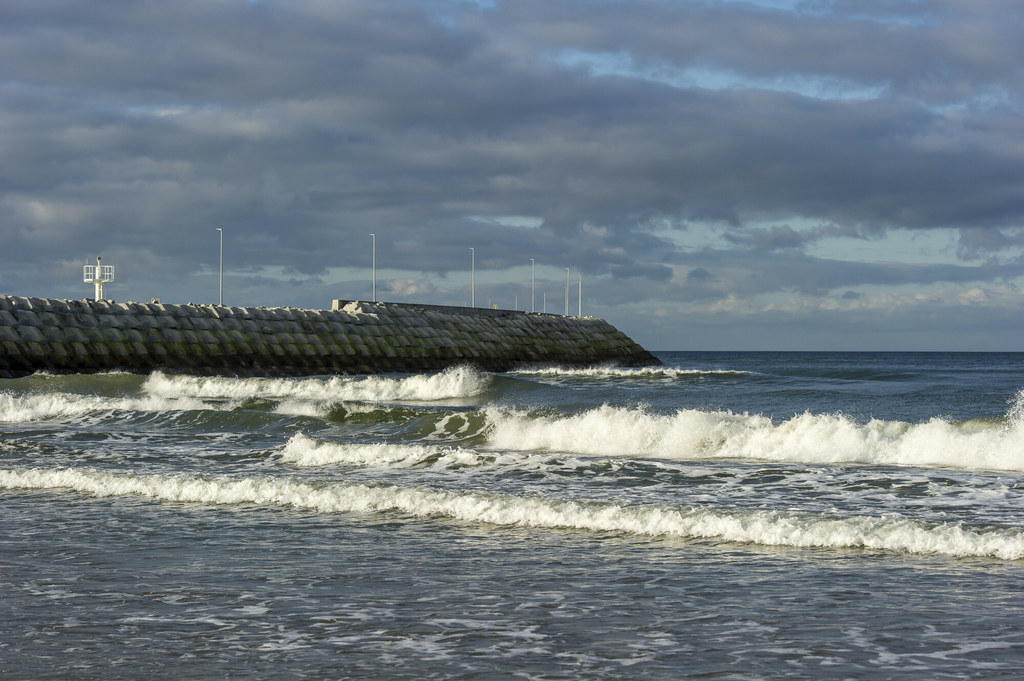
[565,267,570,316]
[469,247,475,307]
[216,228,223,306]
[578,274,582,317]
[370,233,376,302]
[530,258,535,313]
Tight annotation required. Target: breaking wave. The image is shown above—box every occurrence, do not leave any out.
[142,365,491,403]
[0,390,211,423]
[2,467,1020,560]
[0,366,492,423]
[513,365,749,379]
[277,433,482,468]
[482,391,1024,472]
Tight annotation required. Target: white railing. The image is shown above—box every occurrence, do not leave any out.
[83,264,115,283]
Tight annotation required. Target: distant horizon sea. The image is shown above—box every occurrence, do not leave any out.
[3,350,1023,679]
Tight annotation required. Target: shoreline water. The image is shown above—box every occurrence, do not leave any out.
[2,351,1022,679]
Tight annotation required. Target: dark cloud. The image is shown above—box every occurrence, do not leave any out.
[957,226,1024,261]
[685,267,714,282]
[1,0,1022,348]
[608,262,673,281]
[725,224,807,251]
[723,222,890,251]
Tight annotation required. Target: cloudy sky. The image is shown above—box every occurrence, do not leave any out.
[2,0,1023,350]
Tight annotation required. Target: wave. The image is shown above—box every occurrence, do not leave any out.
[142,365,491,404]
[513,365,750,380]
[482,392,1024,472]
[277,433,482,468]
[2,467,1020,560]
[0,390,213,423]
[0,366,491,424]
[0,370,144,394]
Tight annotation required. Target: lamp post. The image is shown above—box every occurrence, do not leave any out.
[578,274,582,317]
[564,267,570,316]
[530,258,535,313]
[216,228,223,306]
[370,233,376,302]
[470,247,475,307]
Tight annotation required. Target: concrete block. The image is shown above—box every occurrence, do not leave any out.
[75,313,100,328]
[109,342,132,359]
[1,340,22,357]
[69,341,91,358]
[47,342,69,361]
[17,326,45,343]
[89,342,111,359]
[15,310,42,326]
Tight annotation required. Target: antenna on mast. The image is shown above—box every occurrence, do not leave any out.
[83,256,115,301]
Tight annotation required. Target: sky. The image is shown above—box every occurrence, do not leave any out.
[2,0,1023,351]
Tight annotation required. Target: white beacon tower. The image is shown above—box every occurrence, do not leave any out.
[83,256,115,301]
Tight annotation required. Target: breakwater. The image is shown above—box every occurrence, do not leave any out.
[0,295,660,378]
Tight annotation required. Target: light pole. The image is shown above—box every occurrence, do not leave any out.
[565,267,570,316]
[470,247,475,307]
[370,233,376,302]
[578,274,582,317]
[216,228,223,306]
[530,258,535,313]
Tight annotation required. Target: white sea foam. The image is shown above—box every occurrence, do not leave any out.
[3,467,1021,560]
[278,433,481,468]
[482,396,1024,472]
[142,365,490,404]
[0,367,489,422]
[514,366,748,379]
[0,391,212,423]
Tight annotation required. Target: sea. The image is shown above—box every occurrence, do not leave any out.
[1,351,1023,680]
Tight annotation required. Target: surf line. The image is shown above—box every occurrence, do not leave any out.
[2,467,1021,561]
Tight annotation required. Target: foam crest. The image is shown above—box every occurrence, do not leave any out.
[1008,388,1024,426]
[483,404,1024,471]
[143,365,490,404]
[3,467,1021,560]
[0,390,211,423]
[514,366,748,379]
[278,433,480,468]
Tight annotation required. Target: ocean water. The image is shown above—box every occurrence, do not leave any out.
[2,351,1023,679]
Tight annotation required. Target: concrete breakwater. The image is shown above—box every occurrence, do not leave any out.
[0,295,660,378]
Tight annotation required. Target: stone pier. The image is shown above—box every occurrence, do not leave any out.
[0,296,660,378]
